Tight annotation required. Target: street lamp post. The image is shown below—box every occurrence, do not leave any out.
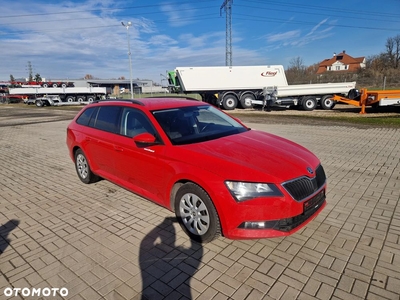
[121,21,134,99]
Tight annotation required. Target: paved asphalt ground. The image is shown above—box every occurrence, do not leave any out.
[0,105,399,300]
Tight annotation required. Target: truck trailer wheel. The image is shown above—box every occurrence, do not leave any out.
[66,96,75,102]
[240,93,254,109]
[77,96,86,103]
[222,94,238,110]
[35,100,43,107]
[302,96,317,111]
[87,96,95,103]
[42,83,48,88]
[320,95,336,110]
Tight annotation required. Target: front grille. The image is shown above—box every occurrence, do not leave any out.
[277,190,325,231]
[237,190,326,232]
[282,165,326,201]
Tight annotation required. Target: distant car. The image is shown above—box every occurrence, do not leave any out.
[66,98,326,243]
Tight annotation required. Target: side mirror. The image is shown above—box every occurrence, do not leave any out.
[133,133,158,147]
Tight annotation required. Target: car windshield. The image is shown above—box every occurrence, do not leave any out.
[152,105,248,145]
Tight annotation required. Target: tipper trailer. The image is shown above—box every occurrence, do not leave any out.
[167,65,356,110]
[8,86,109,105]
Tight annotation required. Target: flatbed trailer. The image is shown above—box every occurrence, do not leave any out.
[8,86,108,103]
[332,88,400,114]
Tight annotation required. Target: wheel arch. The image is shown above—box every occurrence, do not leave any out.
[168,179,225,236]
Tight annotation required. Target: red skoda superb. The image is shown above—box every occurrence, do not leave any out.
[67,98,326,243]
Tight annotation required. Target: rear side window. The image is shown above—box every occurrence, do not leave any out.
[93,106,121,133]
[76,107,96,126]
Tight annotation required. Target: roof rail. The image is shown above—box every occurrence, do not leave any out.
[145,95,200,101]
[93,99,144,106]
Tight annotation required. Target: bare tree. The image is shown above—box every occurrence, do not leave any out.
[286,56,308,84]
[385,34,400,69]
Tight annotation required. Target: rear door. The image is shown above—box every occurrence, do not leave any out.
[83,105,122,177]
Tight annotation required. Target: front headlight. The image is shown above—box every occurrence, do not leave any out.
[225,181,283,201]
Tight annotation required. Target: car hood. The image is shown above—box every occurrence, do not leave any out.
[174,130,321,183]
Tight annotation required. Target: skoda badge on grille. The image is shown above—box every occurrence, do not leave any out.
[307,167,314,174]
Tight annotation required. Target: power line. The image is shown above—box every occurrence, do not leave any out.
[243,0,400,19]
[235,14,399,32]
[0,0,216,19]
[235,3,400,24]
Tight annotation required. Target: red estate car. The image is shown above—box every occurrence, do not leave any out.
[66,98,326,243]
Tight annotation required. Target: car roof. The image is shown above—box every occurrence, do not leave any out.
[91,97,207,110]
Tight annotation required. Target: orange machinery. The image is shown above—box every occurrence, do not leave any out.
[332,88,400,114]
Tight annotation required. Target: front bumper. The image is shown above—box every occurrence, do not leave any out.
[222,189,326,240]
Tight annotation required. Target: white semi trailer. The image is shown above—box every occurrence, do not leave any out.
[8,86,109,105]
[167,65,356,110]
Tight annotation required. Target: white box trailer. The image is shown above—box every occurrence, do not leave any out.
[9,86,108,104]
[168,65,356,110]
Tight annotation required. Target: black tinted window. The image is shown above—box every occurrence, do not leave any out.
[94,106,121,133]
[76,107,95,126]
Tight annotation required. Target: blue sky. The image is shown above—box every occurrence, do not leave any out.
[0,0,399,83]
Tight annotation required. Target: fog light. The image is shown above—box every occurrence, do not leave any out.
[247,222,265,229]
[239,221,278,229]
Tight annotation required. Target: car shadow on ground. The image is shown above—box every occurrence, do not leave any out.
[0,219,20,255]
[138,217,203,300]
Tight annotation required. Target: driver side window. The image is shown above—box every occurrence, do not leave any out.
[120,108,156,138]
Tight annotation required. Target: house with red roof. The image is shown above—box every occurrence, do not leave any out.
[317,51,365,74]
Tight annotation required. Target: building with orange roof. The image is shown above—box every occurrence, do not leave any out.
[316,51,365,74]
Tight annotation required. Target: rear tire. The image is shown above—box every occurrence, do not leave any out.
[222,94,238,110]
[175,183,221,243]
[320,95,336,110]
[302,96,317,111]
[74,149,99,184]
[240,94,254,109]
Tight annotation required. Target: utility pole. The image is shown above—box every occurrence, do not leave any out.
[121,21,134,99]
[220,0,232,67]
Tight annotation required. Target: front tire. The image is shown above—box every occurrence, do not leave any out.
[175,183,221,243]
[74,149,99,184]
